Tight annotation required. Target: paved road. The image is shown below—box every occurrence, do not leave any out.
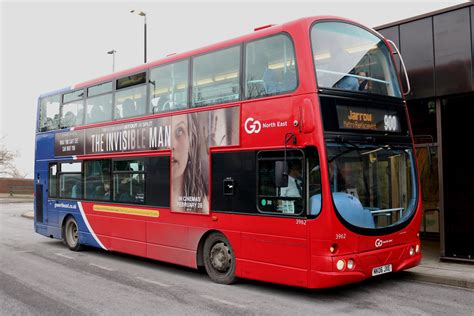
[1,202,473,315]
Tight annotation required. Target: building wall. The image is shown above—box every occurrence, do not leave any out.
[0,178,34,195]
[376,4,474,261]
[377,5,474,100]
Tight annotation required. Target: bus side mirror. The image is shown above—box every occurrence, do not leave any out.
[275,161,289,187]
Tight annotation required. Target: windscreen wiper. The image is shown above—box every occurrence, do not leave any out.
[328,136,361,163]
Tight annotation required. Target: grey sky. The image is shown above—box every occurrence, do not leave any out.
[0,0,466,178]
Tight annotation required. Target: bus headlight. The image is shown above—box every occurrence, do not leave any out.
[336,259,345,271]
[347,259,355,270]
[409,246,415,256]
[415,244,420,254]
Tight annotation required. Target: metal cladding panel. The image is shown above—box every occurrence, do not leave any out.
[434,8,472,96]
[471,7,474,90]
[399,17,435,99]
[378,26,401,76]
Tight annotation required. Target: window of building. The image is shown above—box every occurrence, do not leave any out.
[49,163,58,197]
[59,162,82,199]
[63,89,84,103]
[115,85,147,119]
[84,160,111,201]
[85,93,113,124]
[257,150,304,215]
[245,34,297,99]
[60,100,85,128]
[192,46,240,107]
[149,60,189,113]
[112,160,145,204]
[88,82,113,97]
[39,95,61,132]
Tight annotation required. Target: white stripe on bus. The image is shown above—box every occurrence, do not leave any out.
[78,201,107,250]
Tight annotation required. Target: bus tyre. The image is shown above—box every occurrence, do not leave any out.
[203,233,236,284]
[64,217,82,251]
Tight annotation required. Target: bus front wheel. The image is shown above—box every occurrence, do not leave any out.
[63,216,82,251]
[203,233,236,284]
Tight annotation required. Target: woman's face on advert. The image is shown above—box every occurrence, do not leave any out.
[171,115,189,179]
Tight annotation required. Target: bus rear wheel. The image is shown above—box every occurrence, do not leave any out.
[64,217,82,251]
[203,233,236,284]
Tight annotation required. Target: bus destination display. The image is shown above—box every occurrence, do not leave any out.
[336,105,400,133]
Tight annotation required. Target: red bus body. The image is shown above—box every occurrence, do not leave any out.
[34,16,422,288]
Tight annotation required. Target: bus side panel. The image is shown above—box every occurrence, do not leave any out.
[80,202,147,256]
[238,259,308,287]
[209,213,308,285]
[146,211,216,269]
[34,133,55,237]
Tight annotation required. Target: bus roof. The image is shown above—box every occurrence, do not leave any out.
[42,16,360,96]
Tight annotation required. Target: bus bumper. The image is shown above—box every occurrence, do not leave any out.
[309,243,422,288]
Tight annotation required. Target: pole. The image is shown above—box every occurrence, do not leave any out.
[144,15,147,63]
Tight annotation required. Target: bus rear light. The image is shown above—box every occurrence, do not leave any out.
[347,259,355,270]
[336,259,345,271]
[409,246,415,256]
[329,244,337,254]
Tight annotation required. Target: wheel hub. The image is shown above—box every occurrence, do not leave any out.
[67,221,78,246]
[210,242,231,272]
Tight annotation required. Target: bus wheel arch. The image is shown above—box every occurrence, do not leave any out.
[62,214,83,251]
[199,230,237,284]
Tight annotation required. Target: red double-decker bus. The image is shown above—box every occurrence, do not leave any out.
[34,16,421,288]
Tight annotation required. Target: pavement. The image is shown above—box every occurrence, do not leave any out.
[4,196,473,290]
[402,240,474,289]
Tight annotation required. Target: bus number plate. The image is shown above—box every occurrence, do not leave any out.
[372,264,392,276]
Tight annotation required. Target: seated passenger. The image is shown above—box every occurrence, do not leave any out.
[280,161,303,198]
[62,111,76,128]
[71,183,82,198]
[282,68,297,92]
[357,71,369,91]
[122,98,137,118]
[263,68,280,94]
[90,105,107,123]
[335,73,359,91]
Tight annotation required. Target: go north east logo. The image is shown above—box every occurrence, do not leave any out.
[244,118,262,134]
[375,238,393,248]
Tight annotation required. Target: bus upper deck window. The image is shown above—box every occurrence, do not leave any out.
[149,60,189,114]
[115,85,147,119]
[85,93,113,124]
[311,22,401,98]
[192,46,240,107]
[39,95,61,132]
[245,34,297,99]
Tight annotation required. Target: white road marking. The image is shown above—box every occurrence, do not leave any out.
[89,263,115,271]
[136,276,170,287]
[55,252,74,260]
[201,295,247,309]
